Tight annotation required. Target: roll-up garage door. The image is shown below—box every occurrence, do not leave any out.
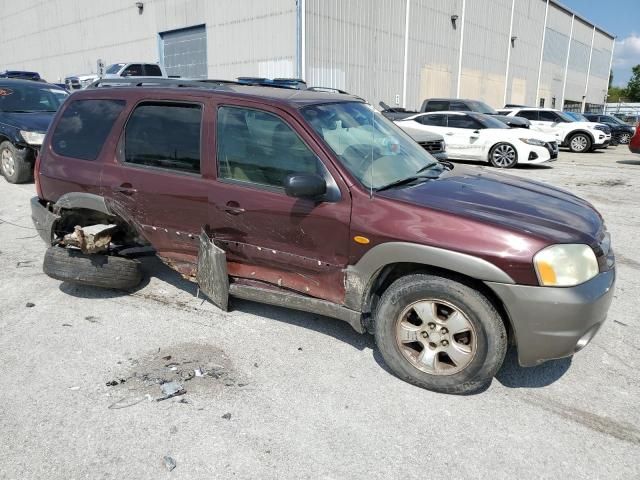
[160,25,207,79]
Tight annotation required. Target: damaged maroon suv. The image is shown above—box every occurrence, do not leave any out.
[31,80,615,394]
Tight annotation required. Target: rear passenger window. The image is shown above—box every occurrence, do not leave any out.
[124,102,201,174]
[52,99,125,160]
[217,106,324,189]
[144,64,163,76]
[449,102,468,111]
[423,100,449,112]
[417,114,446,126]
[517,110,539,121]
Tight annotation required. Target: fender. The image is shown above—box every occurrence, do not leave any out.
[564,129,595,145]
[56,192,113,215]
[344,242,515,311]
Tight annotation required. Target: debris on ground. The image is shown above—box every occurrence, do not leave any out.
[163,455,177,472]
[106,379,126,387]
[25,302,35,308]
[222,412,232,420]
[84,316,100,323]
[16,260,33,267]
[157,381,186,401]
[62,323,72,327]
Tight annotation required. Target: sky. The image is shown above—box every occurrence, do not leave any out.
[560,0,640,87]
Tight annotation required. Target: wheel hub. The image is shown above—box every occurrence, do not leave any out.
[1,148,15,177]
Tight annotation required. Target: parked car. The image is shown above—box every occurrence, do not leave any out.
[420,99,531,129]
[498,107,611,152]
[395,111,557,168]
[102,62,167,78]
[629,123,640,154]
[584,113,635,145]
[0,70,43,82]
[30,82,615,394]
[64,73,100,91]
[0,79,69,183]
[564,112,616,146]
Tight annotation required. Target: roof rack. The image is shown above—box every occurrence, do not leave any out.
[86,77,233,90]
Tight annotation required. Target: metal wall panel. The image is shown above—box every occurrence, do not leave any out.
[586,30,614,105]
[564,19,592,104]
[405,0,464,109]
[161,26,208,79]
[538,3,572,107]
[305,0,406,106]
[458,0,513,108]
[506,0,547,106]
[0,0,296,83]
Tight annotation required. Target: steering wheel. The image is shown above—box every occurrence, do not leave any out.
[341,144,382,176]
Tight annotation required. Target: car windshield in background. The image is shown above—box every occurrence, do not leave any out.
[566,112,588,121]
[0,83,68,112]
[556,111,576,122]
[473,113,509,129]
[468,101,497,114]
[603,115,627,125]
[105,63,125,74]
[302,102,438,190]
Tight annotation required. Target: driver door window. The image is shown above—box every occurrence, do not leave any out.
[447,115,482,129]
[216,106,328,190]
[121,64,143,77]
[539,111,562,123]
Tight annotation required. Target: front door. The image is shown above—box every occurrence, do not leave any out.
[445,114,485,160]
[208,103,352,304]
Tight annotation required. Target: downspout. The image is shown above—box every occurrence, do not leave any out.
[503,0,515,107]
[296,0,306,80]
[535,0,550,105]
[560,14,575,110]
[402,0,411,108]
[456,0,466,98]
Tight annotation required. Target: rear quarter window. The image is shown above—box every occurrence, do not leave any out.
[51,99,125,160]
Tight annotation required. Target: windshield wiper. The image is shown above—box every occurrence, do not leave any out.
[415,162,438,174]
[375,173,440,192]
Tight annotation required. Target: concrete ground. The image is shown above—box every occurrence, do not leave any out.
[0,145,638,479]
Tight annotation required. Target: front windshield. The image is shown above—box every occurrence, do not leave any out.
[301,102,439,190]
[474,113,509,129]
[0,83,68,112]
[468,101,497,115]
[556,111,576,122]
[603,115,625,125]
[567,112,588,121]
[105,63,125,74]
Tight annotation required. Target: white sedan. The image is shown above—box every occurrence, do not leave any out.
[396,111,558,168]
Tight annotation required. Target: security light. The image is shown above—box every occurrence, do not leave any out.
[135,2,144,14]
[451,14,459,28]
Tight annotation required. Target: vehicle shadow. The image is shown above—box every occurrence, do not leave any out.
[495,348,571,388]
[617,160,640,166]
[59,255,373,351]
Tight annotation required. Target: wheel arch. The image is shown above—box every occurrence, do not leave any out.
[568,129,595,143]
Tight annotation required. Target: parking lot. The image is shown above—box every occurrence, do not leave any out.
[0,146,638,479]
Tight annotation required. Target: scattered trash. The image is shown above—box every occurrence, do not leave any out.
[106,379,126,387]
[237,383,248,387]
[84,316,100,323]
[297,347,303,351]
[157,381,185,401]
[25,302,35,308]
[163,455,177,472]
[194,368,203,377]
[614,320,628,327]
[62,323,72,327]
[69,386,80,391]
[16,260,33,268]
[221,412,232,420]
[162,355,172,361]
[108,396,145,410]
[254,363,259,368]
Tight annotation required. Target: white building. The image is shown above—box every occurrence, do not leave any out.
[0,0,614,111]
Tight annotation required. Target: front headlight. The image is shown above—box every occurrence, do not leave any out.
[533,244,599,287]
[519,138,546,146]
[20,130,45,146]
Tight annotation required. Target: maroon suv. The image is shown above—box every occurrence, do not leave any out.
[30,82,615,394]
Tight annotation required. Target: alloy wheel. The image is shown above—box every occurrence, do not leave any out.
[570,135,588,152]
[618,133,631,144]
[395,299,477,375]
[491,144,516,167]
[1,148,15,178]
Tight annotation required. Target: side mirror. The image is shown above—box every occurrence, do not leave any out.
[284,173,326,199]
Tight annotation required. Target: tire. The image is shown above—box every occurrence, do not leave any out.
[618,132,631,145]
[568,133,592,153]
[488,143,518,168]
[374,274,507,394]
[0,141,33,184]
[43,246,143,290]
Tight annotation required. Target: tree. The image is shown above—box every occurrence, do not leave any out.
[626,65,640,102]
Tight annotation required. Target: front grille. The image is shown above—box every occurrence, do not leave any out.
[418,140,445,153]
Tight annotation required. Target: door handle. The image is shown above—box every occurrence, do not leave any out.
[445,132,454,136]
[112,183,137,195]
[223,201,245,215]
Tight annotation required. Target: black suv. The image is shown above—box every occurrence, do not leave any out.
[584,114,636,145]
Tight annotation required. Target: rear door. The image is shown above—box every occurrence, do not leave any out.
[100,98,212,275]
[208,102,352,304]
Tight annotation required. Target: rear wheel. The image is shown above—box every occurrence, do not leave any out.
[43,246,143,290]
[568,133,592,153]
[0,141,33,184]
[374,274,507,394]
[489,143,518,168]
[618,132,631,144]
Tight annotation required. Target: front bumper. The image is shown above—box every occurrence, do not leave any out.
[30,196,59,244]
[486,268,616,367]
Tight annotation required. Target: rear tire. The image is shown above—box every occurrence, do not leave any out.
[374,274,507,394]
[0,141,33,184]
[568,133,592,153]
[618,132,631,144]
[43,246,143,290]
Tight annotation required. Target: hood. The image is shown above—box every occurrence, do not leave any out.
[378,166,603,245]
[0,111,56,133]
[571,121,606,131]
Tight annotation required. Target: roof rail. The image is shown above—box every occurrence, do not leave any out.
[86,77,233,91]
